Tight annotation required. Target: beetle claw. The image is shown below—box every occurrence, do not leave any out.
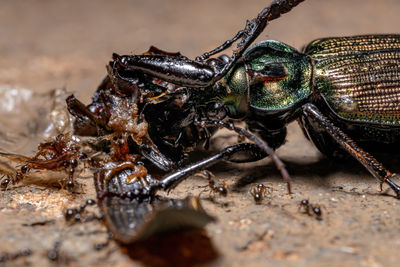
[383,173,400,198]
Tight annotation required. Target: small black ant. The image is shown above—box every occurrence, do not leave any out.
[197,170,227,197]
[208,179,227,197]
[64,199,103,223]
[250,184,272,204]
[0,248,31,263]
[298,199,322,220]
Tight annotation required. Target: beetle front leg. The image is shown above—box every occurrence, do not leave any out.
[301,103,400,198]
[154,143,268,192]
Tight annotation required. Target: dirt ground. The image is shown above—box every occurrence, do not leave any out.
[1,0,400,266]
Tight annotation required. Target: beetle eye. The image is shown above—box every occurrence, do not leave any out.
[259,63,288,83]
[248,63,288,83]
[260,63,287,77]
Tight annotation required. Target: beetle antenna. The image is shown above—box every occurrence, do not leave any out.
[196,0,305,67]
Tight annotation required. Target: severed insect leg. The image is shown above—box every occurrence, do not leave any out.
[154,143,268,192]
[301,103,400,198]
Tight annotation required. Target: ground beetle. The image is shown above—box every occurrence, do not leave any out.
[2,0,399,248]
[69,0,400,200]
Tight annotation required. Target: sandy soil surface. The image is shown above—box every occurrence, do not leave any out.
[1,0,400,266]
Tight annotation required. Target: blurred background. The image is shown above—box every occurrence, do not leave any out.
[1,0,400,100]
[1,0,400,266]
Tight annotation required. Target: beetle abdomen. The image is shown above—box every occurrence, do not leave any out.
[305,35,400,125]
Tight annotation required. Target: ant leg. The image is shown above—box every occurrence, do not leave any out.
[195,120,292,193]
[156,143,271,192]
[301,103,400,198]
[102,162,148,185]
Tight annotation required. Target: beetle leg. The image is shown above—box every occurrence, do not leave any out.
[195,120,292,193]
[103,162,147,185]
[301,103,400,198]
[153,143,269,192]
[66,95,112,135]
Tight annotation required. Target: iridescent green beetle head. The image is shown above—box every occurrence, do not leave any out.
[244,40,313,116]
[217,40,313,123]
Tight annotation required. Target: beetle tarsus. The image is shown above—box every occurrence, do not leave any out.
[385,174,400,198]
